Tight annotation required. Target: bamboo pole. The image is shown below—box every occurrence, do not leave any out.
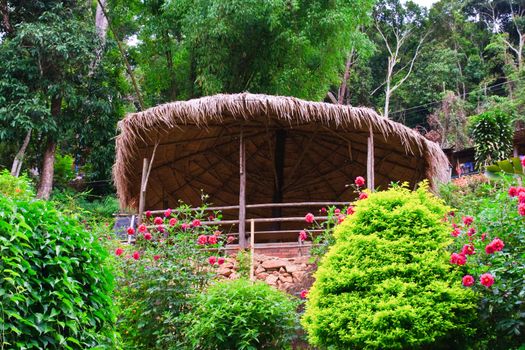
[238,126,247,248]
[137,158,149,225]
[250,219,255,281]
[367,125,375,191]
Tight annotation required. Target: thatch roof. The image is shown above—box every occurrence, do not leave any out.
[114,93,450,212]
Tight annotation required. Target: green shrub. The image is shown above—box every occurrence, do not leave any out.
[302,183,478,349]
[0,194,116,348]
[0,169,34,199]
[185,279,298,350]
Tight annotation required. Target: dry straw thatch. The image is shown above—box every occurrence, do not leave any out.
[114,93,450,211]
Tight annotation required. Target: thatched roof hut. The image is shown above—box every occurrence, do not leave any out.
[113,93,449,244]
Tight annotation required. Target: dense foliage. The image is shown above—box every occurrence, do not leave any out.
[470,109,514,167]
[0,174,116,349]
[112,204,227,349]
[185,279,298,350]
[442,176,525,349]
[302,183,478,349]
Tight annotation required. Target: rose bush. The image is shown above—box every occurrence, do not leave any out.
[302,182,478,349]
[443,178,525,349]
[111,203,227,349]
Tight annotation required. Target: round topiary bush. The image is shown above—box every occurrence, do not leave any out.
[301,183,478,349]
[185,278,298,349]
[0,192,115,348]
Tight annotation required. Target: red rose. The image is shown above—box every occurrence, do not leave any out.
[208,256,216,265]
[451,228,460,237]
[450,252,466,265]
[448,211,455,217]
[144,232,152,240]
[217,257,225,265]
[192,219,202,227]
[138,224,147,233]
[467,227,476,237]
[509,186,518,197]
[490,238,504,252]
[480,273,495,287]
[115,247,124,256]
[154,216,163,225]
[127,227,135,235]
[208,235,218,245]
[481,233,487,241]
[462,275,475,287]
[346,206,355,215]
[300,289,309,299]
[132,251,140,260]
[181,223,189,230]
[157,225,165,233]
[359,192,368,200]
[522,157,525,167]
[461,244,475,256]
[227,235,235,243]
[197,235,208,245]
[337,215,345,224]
[208,215,215,221]
[305,213,315,224]
[462,216,473,226]
[146,210,152,218]
[299,230,307,241]
[485,243,495,254]
[153,255,160,261]
[519,203,525,216]
[354,176,365,187]
[519,192,525,204]
[320,207,327,214]
[164,208,172,217]
[169,218,177,226]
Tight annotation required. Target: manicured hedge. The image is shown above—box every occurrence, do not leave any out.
[302,183,478,349]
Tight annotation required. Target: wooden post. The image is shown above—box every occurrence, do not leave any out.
[367,126,375,191]
[239,127,247,248]
[137,158,149,225]
[250,219,255,281]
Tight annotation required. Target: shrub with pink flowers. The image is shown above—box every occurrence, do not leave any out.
[442,177,525,349]
[302,182,478,349]
[112,203,227,349]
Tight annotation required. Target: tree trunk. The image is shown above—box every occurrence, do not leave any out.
[10,129,32,177]
[36,96,61,199]
[338,50,355,104]
[1,0,13,35]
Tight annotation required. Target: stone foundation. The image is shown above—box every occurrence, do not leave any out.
[217,253,316,293]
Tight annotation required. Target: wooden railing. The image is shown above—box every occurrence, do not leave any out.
[138,201,351,249]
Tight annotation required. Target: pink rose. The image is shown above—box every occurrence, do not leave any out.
[217,257,225,265]
[305,213,315,224]
[461,244,475,256]
[144,232,152,240]
[154,216,163,225]
[519,203,525,216]
[197,235,208,245]
[208,256,216,265]
[146,210,152,218]
[192,219,202,227]
[359,192,368,200]
[451,228,460,237]
[467,227,476,237]
[164,208,172,217]
[462,275,475,287]
[509,186,518,197]
[354,176,365,187]
[132,251,140,260]
[481,233,487,241]
[519,192,525,204]
[169,218,177,226]
[138,224,147,233]
[480,273,495,287]
[227,235,235,243]
[299,230,307,241]
[115,247,124,256]
[346,206,355,215]
[320,207,327,214]
[181,223,189,230]
[300,289,309,299]
[208,235,218,245]
[153,255,160,261]
[462,216,473,226]
[490,238,504,252]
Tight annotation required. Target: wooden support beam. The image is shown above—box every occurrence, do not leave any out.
[137,158,149,225]
[250,219,255,281]
[367,126,375,191]
[239,127,247,248]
